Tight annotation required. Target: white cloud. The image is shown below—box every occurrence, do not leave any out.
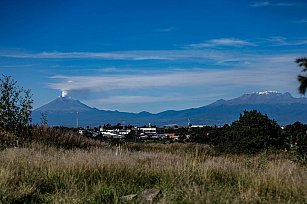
[0,49,241,63]
[2,37,304,63]
[187,38,255,48]
[275,2,293,6]
[0,39,256,61]
[266,36,307,46]
[251,1,293,7]
[0,51,173,60]
[294,19,307,24]
[0,64,34,68]
[49,71,209,92]
[48,53,299,94]
[251,1,271,7]
[156,27,175,32]
[266,36,287,43]
[0,50,211,61]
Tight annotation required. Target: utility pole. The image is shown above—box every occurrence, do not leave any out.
[76,111,79,128]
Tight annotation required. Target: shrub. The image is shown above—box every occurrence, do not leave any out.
[0,129,19,149]
[218,110,281,154]
[283,122,307,163]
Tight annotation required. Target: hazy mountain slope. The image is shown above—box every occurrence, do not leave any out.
[32,92,307,127]
[34,96,95,112]
[32,96,140,126]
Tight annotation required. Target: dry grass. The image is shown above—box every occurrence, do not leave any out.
[0,143,306,203]
[30,126,106,149]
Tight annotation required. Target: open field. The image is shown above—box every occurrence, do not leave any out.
[0,143,306,203]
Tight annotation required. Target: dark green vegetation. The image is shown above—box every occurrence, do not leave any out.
[211,110,281,154]
[296,57,307,94]
[164,110,307,162]
[189,110,282,154]
[0,75,32,136]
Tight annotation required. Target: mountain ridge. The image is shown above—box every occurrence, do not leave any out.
[209,91,307,106]
[32,91,307,126]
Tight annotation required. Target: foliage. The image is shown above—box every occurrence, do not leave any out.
[206,125,230,147]
[296,57,307,94]
[0,129,19,150]
[188,126,213,143]
[0,75,33,136]
[283,122,307,163]
[184,110,286,154]
[218,110,282,154]
[125,129,137,141]
[40,112,48,126]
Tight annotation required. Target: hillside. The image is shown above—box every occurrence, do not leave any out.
[32,92,307,126]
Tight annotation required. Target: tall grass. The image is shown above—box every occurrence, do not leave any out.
[30,126,106,149]
[0,143,306,203]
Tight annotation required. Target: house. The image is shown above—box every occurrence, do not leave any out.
[191,125,206,128]
[99,128,131,139]
[139,127,157,134]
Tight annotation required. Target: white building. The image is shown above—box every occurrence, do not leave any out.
[139,127,157,134]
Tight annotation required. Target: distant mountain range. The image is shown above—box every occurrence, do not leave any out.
[32,91,307,127]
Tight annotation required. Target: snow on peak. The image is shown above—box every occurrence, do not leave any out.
[256,91,280,95]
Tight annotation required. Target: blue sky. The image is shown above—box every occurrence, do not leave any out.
[0,0,306,113]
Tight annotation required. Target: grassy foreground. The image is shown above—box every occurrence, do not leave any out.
[0,143,306,203]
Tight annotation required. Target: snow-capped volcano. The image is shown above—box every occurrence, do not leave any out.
[34,96,95,113]
[210,91,306,106]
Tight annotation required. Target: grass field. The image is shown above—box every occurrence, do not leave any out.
[0,142,306,203]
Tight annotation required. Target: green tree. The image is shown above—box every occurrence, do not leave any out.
[220,110,281,154]
[283,122,307,163]
[40,112,48,126]
[296,58,307,94]
[0,75,33,135]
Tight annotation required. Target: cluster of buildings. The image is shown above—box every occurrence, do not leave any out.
[78,124,181,140]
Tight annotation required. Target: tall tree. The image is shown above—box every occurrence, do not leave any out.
[222,110,281,154]
[296,58,307,95]
[0,75,33,135]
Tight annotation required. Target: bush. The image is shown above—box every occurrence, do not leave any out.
[218,110,282,154]
[0,129,19,149]
[283,122,307,163]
